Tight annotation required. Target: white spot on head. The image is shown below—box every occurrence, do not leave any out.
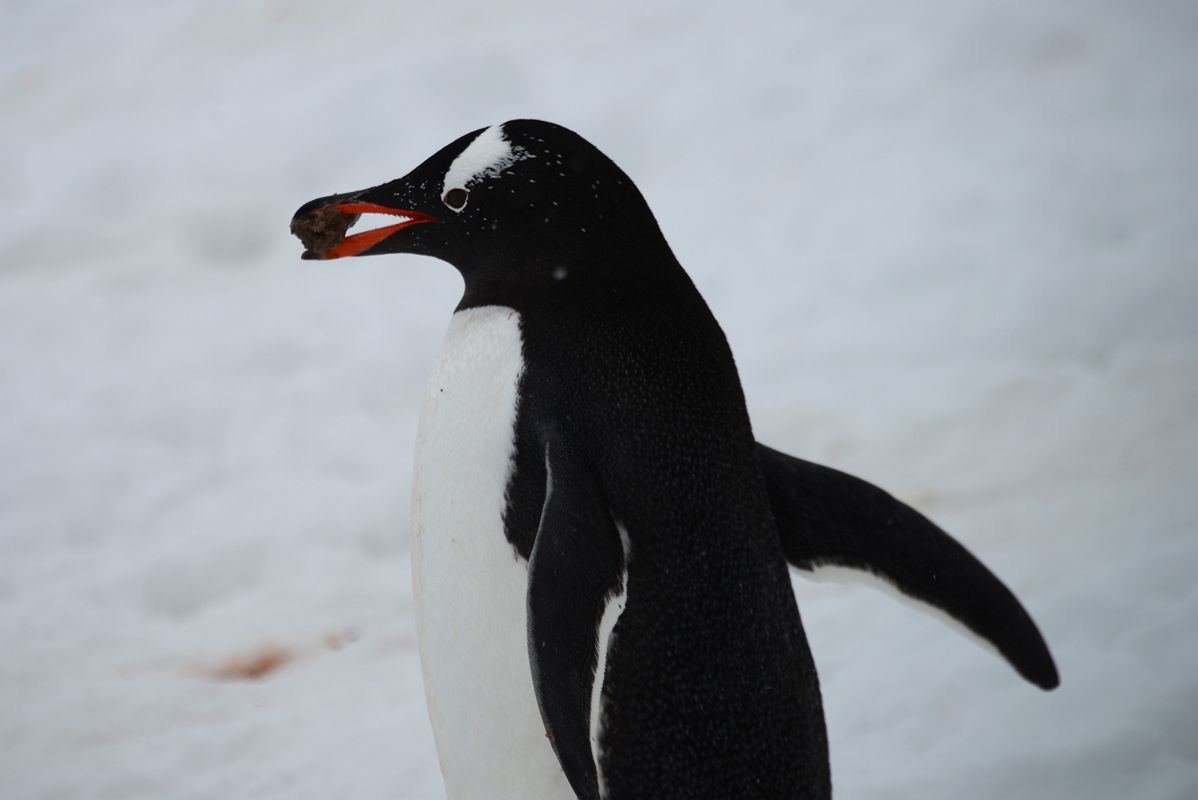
[552,267,568,281]
[441,124,530,207]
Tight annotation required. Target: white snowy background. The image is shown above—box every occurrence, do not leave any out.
[2,1,1196,798]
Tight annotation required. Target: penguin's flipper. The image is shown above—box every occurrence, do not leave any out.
[527,426,624,800]
[757,443,1059,690]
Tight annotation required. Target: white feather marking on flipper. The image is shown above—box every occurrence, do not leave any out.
[591,524,630,799]
[799,563,1004,666]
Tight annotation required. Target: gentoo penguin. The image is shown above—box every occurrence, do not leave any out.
[291,120,1058,800]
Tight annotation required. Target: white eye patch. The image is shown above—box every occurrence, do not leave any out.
[440,124,530,209]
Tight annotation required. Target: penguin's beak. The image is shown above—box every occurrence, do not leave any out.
[291,189,437,260]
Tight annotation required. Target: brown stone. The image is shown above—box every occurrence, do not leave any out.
[290,206,359,255]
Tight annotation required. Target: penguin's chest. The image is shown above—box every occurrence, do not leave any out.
[410,306,571,800]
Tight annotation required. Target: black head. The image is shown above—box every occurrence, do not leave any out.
[291,120,679,306]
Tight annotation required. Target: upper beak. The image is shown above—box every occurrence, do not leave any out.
[291,187,437,260]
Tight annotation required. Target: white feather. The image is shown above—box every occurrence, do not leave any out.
[800,563,1004,665]
[590,525,630,800]
[441,124,528,201]
[411,306,572,800]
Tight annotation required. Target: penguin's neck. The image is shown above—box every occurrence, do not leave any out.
[452,233,687,315]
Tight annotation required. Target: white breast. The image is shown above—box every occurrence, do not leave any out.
[410,306,573,800]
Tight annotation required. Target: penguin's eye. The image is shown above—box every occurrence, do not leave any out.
[443,188,469,211]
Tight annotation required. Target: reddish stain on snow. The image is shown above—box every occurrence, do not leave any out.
[197,628,360,682]
[211,646,294,681]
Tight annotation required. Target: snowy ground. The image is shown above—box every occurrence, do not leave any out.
[2,1,1196,798]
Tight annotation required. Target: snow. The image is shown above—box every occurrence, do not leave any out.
[1,1,1196,798]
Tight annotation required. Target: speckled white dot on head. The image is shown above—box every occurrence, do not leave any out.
[441,124,530,207]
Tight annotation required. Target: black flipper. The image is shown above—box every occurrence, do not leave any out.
[757,443,1059,690]
[527,425,624,800]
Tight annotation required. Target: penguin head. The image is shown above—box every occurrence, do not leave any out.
[292,120,674,295]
